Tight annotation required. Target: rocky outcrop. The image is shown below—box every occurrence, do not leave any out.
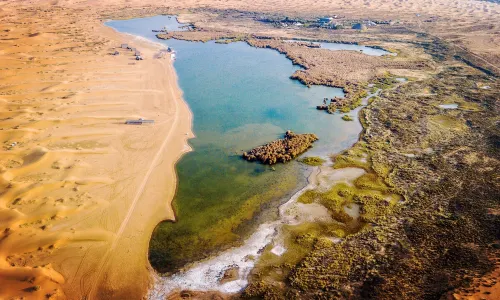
[242,131,318,165]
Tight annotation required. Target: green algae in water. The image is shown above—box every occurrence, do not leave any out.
[342,115,354,121]
[149,161,300,273]
[107,15,368,274]
[300,156,326,166]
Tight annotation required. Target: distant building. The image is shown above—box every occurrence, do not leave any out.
[319,17,334,24]
[121,44,128,49]
[352,23,367,30]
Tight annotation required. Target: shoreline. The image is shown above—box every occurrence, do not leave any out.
[0,5,194,299]
[106,15,381,295]
[142,43,380,295]
[2,2,497,299]
[90,23,197,298]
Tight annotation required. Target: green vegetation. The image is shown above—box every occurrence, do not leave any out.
[149,160,300,274]
[373,73,399,90]
[354,173,389,193]
[342,114,354,121]
[153,16,498,298]
[215,35,247,44]
[338,106,349,113]
[297,189,317,204]
[349,90,368,110]
[249,137,401,298]
[331,144,371,171]
[245,57,499,298]
[299,156,325,166]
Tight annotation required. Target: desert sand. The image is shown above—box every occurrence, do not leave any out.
[0,0,498,299]
[0,1,193,299]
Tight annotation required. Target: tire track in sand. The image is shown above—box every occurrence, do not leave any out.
[87,60,181,299]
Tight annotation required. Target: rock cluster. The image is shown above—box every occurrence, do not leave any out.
[243,131,318,164]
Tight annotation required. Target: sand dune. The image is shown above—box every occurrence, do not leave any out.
[0,1,193,299]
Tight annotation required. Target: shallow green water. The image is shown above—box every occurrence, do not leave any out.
[106,16,364,273]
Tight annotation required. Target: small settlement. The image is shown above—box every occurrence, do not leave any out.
[113,43,143,60]
[259,15,398,30]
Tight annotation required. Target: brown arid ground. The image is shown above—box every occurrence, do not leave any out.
[0,0,498,299]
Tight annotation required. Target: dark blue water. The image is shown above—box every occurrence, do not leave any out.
[106,15,365,273]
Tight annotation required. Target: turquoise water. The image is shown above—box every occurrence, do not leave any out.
[285,40,390,56]
[317,42,390,56]
[106,16,365,273]
[439,103,458,109]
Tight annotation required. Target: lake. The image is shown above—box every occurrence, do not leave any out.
[106,15,366,276]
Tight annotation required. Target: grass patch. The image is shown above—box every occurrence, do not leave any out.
[458,101,483,111]
[353,193,397,222]
[297,189,318,204]
[331,143,370,170]
[339,106,351,113]
[342,115,354,121]
[354,172,390,193]
[429,115,467,130]
[332,153,370,171]
[300,156,325,166]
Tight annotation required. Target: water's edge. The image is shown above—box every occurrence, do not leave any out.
[104,15,377,297]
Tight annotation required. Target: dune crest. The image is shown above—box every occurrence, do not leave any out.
[0,1,193,298]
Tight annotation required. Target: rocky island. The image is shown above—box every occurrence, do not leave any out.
[243,131,318,164]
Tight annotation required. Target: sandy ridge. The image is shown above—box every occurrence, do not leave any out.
[0,1,193,299]
[87,57,184,298]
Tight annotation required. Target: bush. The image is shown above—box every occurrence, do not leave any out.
[342,115,354,121]
[300,156,326,166]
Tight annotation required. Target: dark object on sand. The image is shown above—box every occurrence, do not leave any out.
[242,130,318,164]
[125,118,154,125]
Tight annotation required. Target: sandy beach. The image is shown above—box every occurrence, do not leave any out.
[0,2,193,299]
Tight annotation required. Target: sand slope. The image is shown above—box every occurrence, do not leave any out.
[0,2,192,299]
